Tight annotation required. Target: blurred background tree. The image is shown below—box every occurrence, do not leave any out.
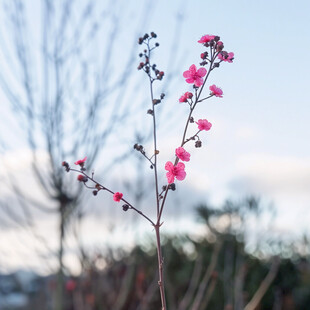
[0,0,184,309]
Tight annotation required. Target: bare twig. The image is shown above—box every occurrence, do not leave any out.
[244,257,280,310]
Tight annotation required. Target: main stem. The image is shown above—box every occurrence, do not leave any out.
[144,40,167,309]
[155,224,167,310]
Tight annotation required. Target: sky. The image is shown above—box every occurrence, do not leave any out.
[0,0,310,274]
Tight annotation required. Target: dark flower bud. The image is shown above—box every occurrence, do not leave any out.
[77,175,88,182]
[160,93,165,99]
[195,140,202,148]
[213,63,220,68]
[139,53,143,57]
[155,42,159,47]
[216,41,224,52]
[150,165,153,169]
[150,32,157,38]
[190,117,194,123]
[153,99,161,105]
[147,109,154,115]
[200,52,208,60]
[122,204,129,211]
[144,49,147,53]
[214,36,220,42]
[159,71,164,76]
[93,190,98,196]
[138,37,143,44]
[143,33,149,40]
[162,185,167,191]
[62,161,70,172]
[168,183,176,191]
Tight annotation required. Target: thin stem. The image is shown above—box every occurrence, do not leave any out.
[155,224,167,310]
[158,49,218,224]
[146,41,161,218]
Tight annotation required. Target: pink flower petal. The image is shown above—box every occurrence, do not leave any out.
[186,77,195,84]
[165,161,174,171]
[176,170,186,181]
[197,67,207,77]
[166,172,175,184]
[189,64,197,74]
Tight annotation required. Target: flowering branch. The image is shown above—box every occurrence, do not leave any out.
[63,32,233,310]
[62,161,155,226]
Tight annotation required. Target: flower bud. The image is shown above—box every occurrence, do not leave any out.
[216,41,224,52]
[77,175,88,182]
[93,190,98,196]
[138,37,143,44]
[122,204,129,211]
[168,183,176,191]
[195,140,202,148]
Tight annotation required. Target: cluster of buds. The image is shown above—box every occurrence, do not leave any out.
[137,32,164,81]
[133,143,145,153]
[138,32,157,44]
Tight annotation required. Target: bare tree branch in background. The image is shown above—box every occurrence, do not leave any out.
[244,257,280,310]
[0,0,186,309]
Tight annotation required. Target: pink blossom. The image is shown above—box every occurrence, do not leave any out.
[218,52,234,63]
[196,119,212,131]
[175,147,191,162]
[74,156,87,165]
[179,92,193,103]
[209,84,223,97]
[165,161,186,184]
[183,64,207,87]
[198,35,215,44]
[113,192,123,202]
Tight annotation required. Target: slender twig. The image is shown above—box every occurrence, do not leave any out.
[69,168,155,226]
[244,257,280,310]
[191,240,223,310]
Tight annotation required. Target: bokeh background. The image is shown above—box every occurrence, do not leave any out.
[0,0,309,309]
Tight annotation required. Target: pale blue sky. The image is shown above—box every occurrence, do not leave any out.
[0,0,310,273]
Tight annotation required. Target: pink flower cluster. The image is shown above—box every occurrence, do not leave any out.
[209,85,223,97]
[196,119,212,131]
[165,162,186,184]
[183,64,207,87]
[113,192,123,202]
[179,92,193,103]
[198,34,215,44]
[175,147,190,162]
